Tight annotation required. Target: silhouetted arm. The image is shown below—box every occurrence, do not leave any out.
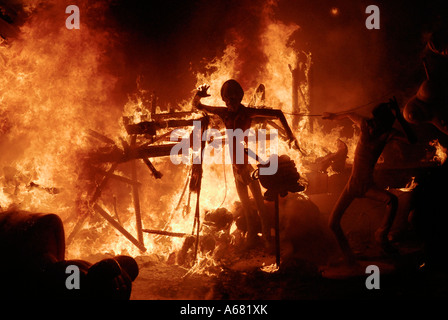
[322,111,365,128]
[192,84,227,116]
[247,107,302,152]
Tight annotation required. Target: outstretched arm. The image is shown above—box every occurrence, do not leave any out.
[322,111,365,128]
[248,107,302,152]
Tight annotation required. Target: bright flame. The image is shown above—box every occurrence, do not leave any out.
[0,2,122,257]
[430,139,447,165]
[261,262,279,273]
[0,0,362,271]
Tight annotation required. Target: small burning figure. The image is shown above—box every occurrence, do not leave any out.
[192,79,300,249]
[322,99,415,264]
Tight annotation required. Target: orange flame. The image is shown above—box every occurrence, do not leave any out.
[430,139,447,165]
[0,1,361,269]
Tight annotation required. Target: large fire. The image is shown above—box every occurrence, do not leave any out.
[0,1,359,266]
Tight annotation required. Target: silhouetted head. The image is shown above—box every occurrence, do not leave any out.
[221,79,244,111]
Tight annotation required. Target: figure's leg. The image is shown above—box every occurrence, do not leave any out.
[234,178,259,247]
[364,186,399,253]
[328,185,356,263]
[248,179,271,242]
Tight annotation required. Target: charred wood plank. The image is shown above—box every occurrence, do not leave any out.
[124,118,203,135]
[90,162,119,203]
[142,158,162,179]
[142,229,187,238]
[136,143,178,159]
[113,196,122,226]
[88,143,179,164]
[151,111,194,120]
[66,213,89,246]
[86,129,116,145]
[90,166,141,186]
[130,136,144,247]
[93,203,146,252]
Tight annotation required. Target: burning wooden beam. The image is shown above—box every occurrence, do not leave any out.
[86,129,116,145]
[290,62,300,132]
[86,143,179,164]
[113,196,121,226]
[136,143,179,159]
[70,115,210,255]
[90,162,119,203]
[90,166,141,186]
[142,229,188,238]
[124,117,203,136]
[150,92,157,117]
[66,213,89,247]
[151,111,195,121]
[130,136,144,247]
[93,203,146,253]
[142,158,162,179]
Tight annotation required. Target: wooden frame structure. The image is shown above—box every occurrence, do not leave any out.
[66,112,209,257]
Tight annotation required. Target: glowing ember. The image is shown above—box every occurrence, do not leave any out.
[261,262,279,273]
[430,139,447,165]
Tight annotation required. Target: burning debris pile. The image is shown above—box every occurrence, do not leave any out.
[1,1,321,260]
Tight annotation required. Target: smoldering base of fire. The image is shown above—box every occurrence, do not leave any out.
[169,120,279,175]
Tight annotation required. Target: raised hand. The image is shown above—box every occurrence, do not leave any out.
[196,84,211,98]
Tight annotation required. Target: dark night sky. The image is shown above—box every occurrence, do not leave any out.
[4,0,446,111]
[95,0,448,113]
